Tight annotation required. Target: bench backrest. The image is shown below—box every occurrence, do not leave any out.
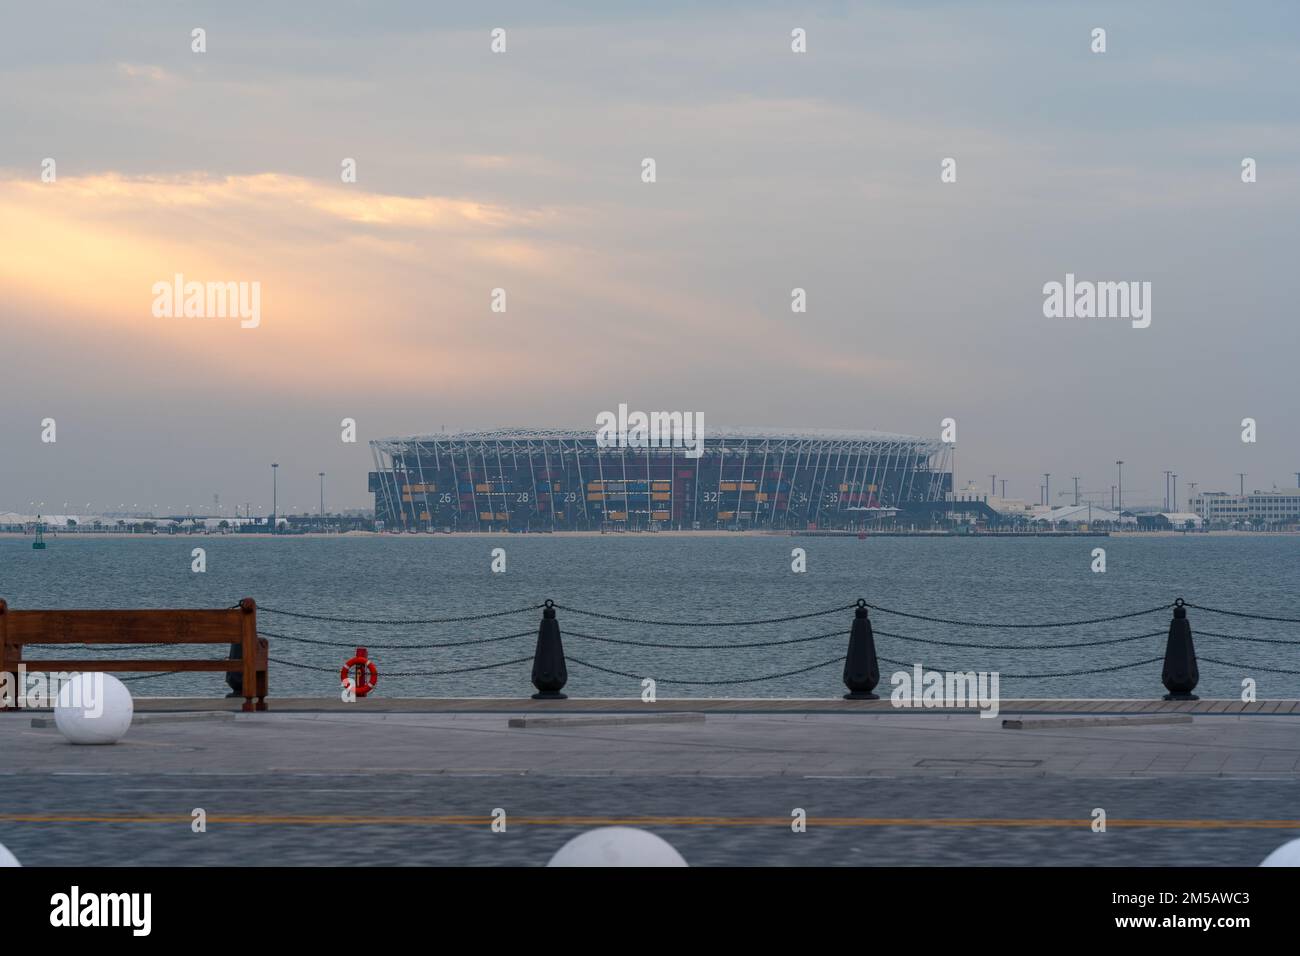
[2,606,248,646]
[0,597,257,673]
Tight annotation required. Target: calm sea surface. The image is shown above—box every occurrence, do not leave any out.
[2,535,1297,699]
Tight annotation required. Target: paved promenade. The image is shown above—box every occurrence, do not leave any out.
[129,695,1300,715]
[2,699,1298,866]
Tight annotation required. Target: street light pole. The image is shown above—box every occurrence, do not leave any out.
[1116,461,1124,516]
[1072,476,1080,507]
[271,463,279,533]
[1043,473,1050,506]
[319,472,325,517]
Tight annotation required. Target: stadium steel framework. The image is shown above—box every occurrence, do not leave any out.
[370,427,950,531]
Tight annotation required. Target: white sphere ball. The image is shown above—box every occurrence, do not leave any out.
[1260,837,1300,867]
[54,673,133,745]
[547,827,687,867]
[0,842,19,867]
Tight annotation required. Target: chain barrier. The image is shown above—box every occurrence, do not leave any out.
[269,654,534,677]
[552,602,855,627]
[119,671,185,682]
[567,654,845,686]
[258,604,542,625]
[562,627,843,650]
[878,654,1165,680]
[166,595,1300,695]
[257,628,535,650]
[1184,603,1300,624]
[69,624,1297,656]
[255,597,1299,633]
[863,601,1172,629]
[1198,630,1300,647]
[872,627,1168,650]
[1198,655,1300,676]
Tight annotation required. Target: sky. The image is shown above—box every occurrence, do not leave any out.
[2,0,1298,514]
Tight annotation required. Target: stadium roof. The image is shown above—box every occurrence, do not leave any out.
[375,426,936,445]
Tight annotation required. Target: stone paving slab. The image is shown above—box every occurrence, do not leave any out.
[1001,715,1193,730]
[507,713,705,729]
[3,709,1299,780]
[63,696,1300,715]
[3,770,1298,867]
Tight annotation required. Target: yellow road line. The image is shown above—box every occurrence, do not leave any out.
[1,813,1298,829]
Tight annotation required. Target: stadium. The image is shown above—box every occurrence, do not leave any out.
[369,427,951,531]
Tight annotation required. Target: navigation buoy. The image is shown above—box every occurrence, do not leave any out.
[54,673,134,745]
[547,827,687,867]
[1260,837,1300,866]
[0,842,19,866]
[32,516,46,550]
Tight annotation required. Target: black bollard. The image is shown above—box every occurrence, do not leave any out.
[1161,598,1199,701]
[843,598,880,700]
[531,599,568,700]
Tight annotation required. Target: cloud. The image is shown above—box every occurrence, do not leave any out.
[114,62,170,83]
[0,172,559,394]
[6,170,903,408]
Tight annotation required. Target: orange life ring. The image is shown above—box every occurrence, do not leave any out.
[341,656,379,697]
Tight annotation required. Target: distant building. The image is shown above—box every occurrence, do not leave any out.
[370,427,950,531]
[1136,512,1203,531]
[1030,503,1131,528]
[948,482,1035,522]
[1193,489,1300,528]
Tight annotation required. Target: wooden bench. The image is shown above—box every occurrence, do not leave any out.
[0,597,268,712]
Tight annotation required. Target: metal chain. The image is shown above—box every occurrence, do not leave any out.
[258,605,542,625]
[266,658,340,673]
[562,628,844,650]
[553,603,855,628]
[873,628,1168,651]
[257,628,534,650]
[877,654,1165,679]
[566,654,844,685]
[1184,603,1300,624]
[865,602,1171,629]
[269,654,533,677]
[119,671,183,682]
[1199,655,1300,675]
[256,597,1198,631]
[381,655,534,677]
[106,595,1295,688]
[1198,630,1300,647]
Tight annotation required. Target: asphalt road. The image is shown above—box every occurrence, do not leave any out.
[1,772,1296,866]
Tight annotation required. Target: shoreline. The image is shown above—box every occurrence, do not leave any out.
[1,529,1296,540]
